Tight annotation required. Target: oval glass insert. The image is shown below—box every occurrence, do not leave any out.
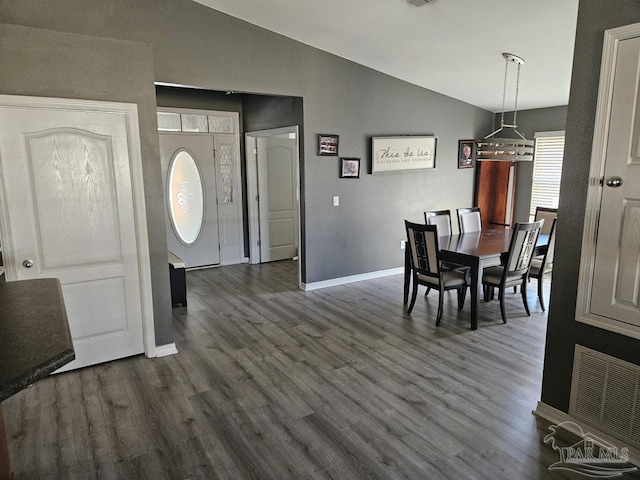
[168,150,204,245]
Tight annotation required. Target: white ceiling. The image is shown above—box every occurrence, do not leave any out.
[194,0,579,112]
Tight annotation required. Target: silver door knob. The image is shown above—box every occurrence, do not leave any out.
[22,259,34,268]
[605,176,623,187]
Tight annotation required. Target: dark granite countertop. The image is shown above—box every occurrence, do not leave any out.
[0,278,75,402]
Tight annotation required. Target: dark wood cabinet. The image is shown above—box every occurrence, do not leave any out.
[474,161,517,229]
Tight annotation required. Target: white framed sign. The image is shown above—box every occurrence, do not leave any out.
[371,136,437,173]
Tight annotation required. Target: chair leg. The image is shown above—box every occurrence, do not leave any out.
[408,279,419,314]
[521,279,531,316]
[513,286,517,294]
[425,287,431,296]
[499,287,507,323]
[483,285,491,302]
[436,290,444,326]
[456,287,465,309]
[537,276,546,312]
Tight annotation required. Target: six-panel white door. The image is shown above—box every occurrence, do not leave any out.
[0,97,148,371]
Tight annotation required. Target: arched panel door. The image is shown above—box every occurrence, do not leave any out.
[0,96,151,371]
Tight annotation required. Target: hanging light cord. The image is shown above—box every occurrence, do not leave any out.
[513,61,521,129]
[499,56,508,130]
[484,54,527,141]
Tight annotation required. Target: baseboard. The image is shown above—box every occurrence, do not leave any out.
[221,257,249,266]
[300,267,403,291]
[155,343,179,358]
[534,401,640,466]
[185,258,248,271]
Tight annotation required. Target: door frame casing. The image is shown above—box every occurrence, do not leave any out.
[245,126,301,281]
[575,22,640,339]
[0,94,157,357]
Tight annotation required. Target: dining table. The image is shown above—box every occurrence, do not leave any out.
[403,228,549,330]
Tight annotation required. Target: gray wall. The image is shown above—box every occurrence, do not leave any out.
[156,87,244,114]
[3,0,493,285]
[541,0,640,411]
[501,106,568,222]
[0,24,174,345]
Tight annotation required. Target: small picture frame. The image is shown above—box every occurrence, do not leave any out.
[318,134,339,156]
[340,157,361,178]
[458,140,476,169]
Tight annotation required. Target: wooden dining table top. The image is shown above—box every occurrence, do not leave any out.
[439,228,549,258]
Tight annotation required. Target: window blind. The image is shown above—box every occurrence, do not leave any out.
[530,131,565,218]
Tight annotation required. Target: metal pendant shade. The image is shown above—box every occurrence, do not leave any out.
[477,53,534,162]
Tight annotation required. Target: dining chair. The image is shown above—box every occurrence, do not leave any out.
[534,206,557,235]
[424,210,469,296]
[481,220,544,323]
[529,218,557,311]
[457,207,482,233]
[404,221,469,326]
[424,210,453,237]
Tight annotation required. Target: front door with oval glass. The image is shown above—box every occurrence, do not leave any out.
[159,134,220,268]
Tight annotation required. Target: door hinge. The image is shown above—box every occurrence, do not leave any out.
[257,240,261,246]
[253,148,258,155]
[255,194,260,202]
[599,176,604,186]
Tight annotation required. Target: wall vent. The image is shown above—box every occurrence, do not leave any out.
[570,345,640,448]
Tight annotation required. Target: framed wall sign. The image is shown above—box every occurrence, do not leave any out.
[371,136,436,173]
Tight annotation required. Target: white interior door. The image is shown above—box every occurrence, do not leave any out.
[0,96,151,371]
[590,35,640,327]
[159,134,220,268]
[257,136,298,262]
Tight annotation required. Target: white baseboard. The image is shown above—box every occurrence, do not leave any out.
[221,257,249,266]
[155,343,179,358]
[301,267,403,291]
[534,401,640,466]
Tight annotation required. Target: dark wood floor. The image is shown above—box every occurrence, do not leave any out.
[4,260,582,479]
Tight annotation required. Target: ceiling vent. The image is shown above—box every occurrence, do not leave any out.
[406,0,435,6]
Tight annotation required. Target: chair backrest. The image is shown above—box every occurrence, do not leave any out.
[504,220,544,277]
[541,218,557,269]
[405,221,441,282]
[457,207,482,233]
[534,207,557,235]
[424,210,452,237]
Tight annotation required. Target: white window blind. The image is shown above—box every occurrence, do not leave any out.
[530,131,565,218]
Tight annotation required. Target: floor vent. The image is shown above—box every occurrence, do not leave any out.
[570,345,640,448]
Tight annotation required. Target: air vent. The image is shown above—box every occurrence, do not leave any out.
[406,0,435,6]
[570,345,640,448]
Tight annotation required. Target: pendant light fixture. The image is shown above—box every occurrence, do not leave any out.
[477,53,534,161]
